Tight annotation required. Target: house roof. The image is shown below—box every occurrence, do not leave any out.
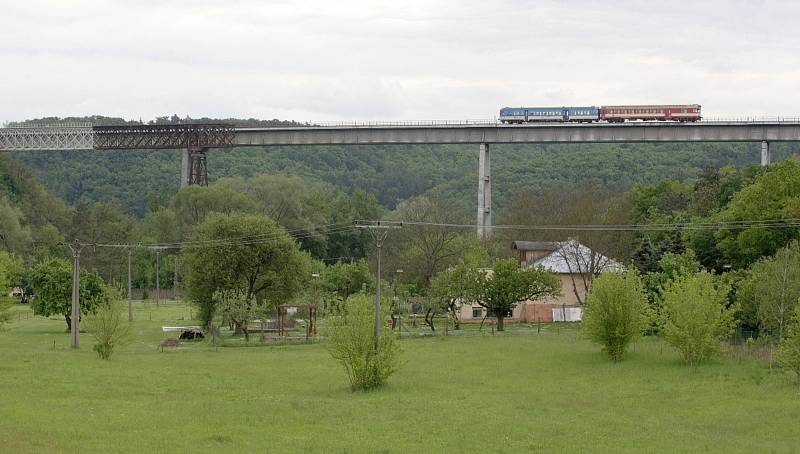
[529,240,625,274]
[511,241,559,252]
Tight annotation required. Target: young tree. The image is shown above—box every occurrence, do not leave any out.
[324,293,400,390]
[28,258,111,330]
[215,289,268,342]
[84,299,130,360]
[775,302,800,383]
[471,258,561,332]
[737,242,800,340]
[182,212,311,327]
[660,273,737,365]
[582,270,649,361]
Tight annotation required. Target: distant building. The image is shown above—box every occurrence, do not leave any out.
[460,240,624,324]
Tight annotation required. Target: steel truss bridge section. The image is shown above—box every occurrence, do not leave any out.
[0,125,94,150]
[0,123,236,151]
[92,123,235,150]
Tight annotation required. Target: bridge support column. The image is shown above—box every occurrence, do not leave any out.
[187,148,209,186]
[761,141,771,166]
[180,150,189,187]
[477,143,491,240]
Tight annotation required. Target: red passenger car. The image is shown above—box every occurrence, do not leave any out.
[600,104,701,122]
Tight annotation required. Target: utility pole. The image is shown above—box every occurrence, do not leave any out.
[127,246,133,321]
[67,240,83,348]
[356,222,400,355]
[155,248,161,307]
[173,252,179,300]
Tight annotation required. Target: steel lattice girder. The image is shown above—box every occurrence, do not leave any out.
[92,124,235,149]
[0,126,94,150]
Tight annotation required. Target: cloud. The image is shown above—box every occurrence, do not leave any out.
[2,0,800,123]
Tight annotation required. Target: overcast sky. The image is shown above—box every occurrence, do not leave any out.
[2,0,799,124]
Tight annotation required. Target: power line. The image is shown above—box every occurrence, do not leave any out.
[362,219,800,232]
[83,223,362,250]
[78,216,800,252]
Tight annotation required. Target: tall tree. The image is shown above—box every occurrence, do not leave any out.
[714,160,800,268]
[28,257,111,330]
[387,193,471,289]
[182,212,311,327]
[737,242,800,340]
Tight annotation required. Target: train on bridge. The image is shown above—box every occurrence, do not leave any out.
[499,104,701,124]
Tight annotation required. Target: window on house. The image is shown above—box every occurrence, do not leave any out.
[472,307,483,318]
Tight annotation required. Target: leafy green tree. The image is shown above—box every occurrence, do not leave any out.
[737,242,800,339]
[323,293,400,390]
[84,299,129,360]
[70,202,135,284]
[0,196,31,252]
[215,289,266,342]
[660,273,737,365]
[470,258,561,331]
[631,236,660,273]
[714,160,800,268]
[582,270,650,361]
[775,302,800,383]
[182,212,311,327]
[641,250,701,309]
[428,242,488,330]
[172,185,255,231]
[28,257,111,330]
[0,251,23,293]
[323,259,374,299]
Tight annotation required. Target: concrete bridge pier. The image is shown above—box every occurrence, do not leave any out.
[761,141,771,166]
[181,150,189,187]
[477,142,492,240]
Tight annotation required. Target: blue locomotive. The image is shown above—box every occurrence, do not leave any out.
[499,106,600,123]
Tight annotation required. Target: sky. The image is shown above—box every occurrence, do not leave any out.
[2,0,800,124]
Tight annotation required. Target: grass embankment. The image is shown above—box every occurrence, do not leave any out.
[0,301,797,453]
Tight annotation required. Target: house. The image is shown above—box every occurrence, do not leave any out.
[460,240,624,324]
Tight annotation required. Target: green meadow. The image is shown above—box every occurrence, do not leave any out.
[0,301,797,453]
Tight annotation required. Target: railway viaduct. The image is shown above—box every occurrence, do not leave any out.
[2,120,800,239]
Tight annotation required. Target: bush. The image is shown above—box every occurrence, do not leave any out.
[660,273,737,365]
[0,298,12,329]
[84,300,130,360]
[323,293,400,390]
[775,302,800,383]
[582,270,649,362]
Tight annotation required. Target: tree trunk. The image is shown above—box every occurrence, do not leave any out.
[425,308,435,331]
[448,304,460,330]
[64,314,71,332]
[497,314,505,332]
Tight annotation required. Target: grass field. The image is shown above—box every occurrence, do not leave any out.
[1,301,798,453]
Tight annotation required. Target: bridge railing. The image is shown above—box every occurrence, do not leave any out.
[306,119,500,128]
